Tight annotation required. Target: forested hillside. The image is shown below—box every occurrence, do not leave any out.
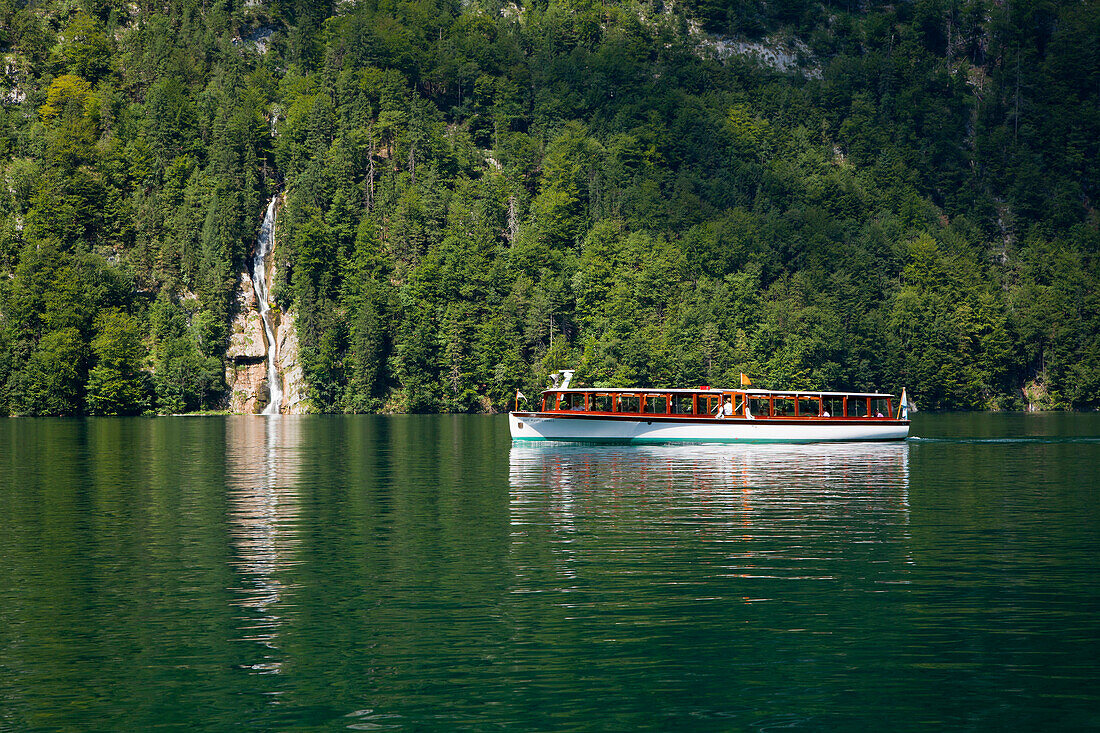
[0,0,1097,415]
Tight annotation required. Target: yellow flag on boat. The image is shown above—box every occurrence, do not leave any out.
[740,373,752,386]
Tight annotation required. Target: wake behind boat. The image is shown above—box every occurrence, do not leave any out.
[509,373,911,444]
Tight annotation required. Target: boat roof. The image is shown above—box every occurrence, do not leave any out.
[543,387,896,398]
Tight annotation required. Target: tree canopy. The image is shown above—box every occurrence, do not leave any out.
[0,0,1097,415]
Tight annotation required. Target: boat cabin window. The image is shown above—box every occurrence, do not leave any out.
[772,396,796,417]
[846,397,868,417]
[617,394,640,413]
[643,394,668,414]
[748,397,770,417]
[671,395,694,414]
[798,396,821,416]
[871,398,889,418]
[590,393,613,412]
[561,392,586,411]
[823,398,843,417]
[696,394,719,416]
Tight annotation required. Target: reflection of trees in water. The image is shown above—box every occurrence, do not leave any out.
[509,443,913,585]
[225,417,304,674]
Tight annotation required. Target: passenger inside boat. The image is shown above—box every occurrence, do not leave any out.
[565,392,586,411]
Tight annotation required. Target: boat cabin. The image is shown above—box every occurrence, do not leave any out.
[536,388,899,420]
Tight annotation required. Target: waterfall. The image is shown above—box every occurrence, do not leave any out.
[253,196,283,415]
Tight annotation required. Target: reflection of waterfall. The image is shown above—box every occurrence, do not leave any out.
[226,417,303,674]
[253,197,282,415]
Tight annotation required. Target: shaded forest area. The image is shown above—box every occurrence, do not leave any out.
[0,0,1097,415]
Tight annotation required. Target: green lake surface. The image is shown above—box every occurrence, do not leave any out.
[1,413,1098,731]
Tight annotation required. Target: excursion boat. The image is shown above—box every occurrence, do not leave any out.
[509,372,911,444]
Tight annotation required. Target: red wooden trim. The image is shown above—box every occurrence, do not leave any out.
[511,411,910,425]
[527,389,904,419]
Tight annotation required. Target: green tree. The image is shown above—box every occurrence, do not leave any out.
[15,328,86,416]
[86,310,150,415]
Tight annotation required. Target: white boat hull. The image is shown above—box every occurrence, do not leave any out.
[509,413,909,443]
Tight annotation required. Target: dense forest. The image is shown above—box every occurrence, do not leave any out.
[0,0,1097,415]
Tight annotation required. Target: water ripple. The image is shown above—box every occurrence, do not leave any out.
[2,415,1099,730]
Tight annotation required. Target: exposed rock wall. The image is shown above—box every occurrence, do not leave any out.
[276,309,309,414]
[227,360,270,414]
[699,35,821,78]
[228,276,266,360]
[226,271,270,414]
[224,266,311,414]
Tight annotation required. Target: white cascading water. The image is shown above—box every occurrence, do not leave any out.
[254,196,283,415]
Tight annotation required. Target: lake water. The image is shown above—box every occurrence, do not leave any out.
[1,413,1099,731]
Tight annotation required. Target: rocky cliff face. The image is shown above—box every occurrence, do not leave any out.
[224,265,311,414]
[226,271,270,414]
[275,309,309,414]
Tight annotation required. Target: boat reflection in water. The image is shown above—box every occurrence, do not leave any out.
[510,441,910,502]
[509,441,912,585]
[225,417,304,675]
